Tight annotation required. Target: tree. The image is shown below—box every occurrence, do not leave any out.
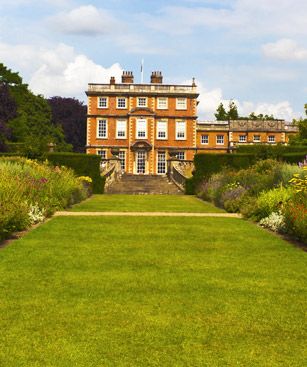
[227,100,239,120]
[214,102,228,120]
[48,97,87,152]
[0,63,70,156]
[289,104,307,146]
[0,83,16,151]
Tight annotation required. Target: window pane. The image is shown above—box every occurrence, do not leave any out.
[97,119,107,138]
[176,121,186,139]
[201,135,208,144]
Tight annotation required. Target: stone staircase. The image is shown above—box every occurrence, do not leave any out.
[105,174,183,195]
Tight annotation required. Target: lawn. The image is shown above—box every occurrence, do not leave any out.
[70,194,224,213]
[0,215,306,366]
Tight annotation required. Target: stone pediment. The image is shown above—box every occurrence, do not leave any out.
[129,107,155,116]
[130,141,152,152]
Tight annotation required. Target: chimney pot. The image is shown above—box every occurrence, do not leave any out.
[110,76,115,85]
[150,70,163,84]
[122,70,134,83]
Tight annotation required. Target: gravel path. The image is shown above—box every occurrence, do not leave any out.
[55,211,242,218]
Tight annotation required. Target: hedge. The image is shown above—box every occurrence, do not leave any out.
[281,152,307,164]
[46,152,105,194]
[185,153,256,194]
[236,144,307,158]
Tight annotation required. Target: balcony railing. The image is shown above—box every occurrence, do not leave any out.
[87,83,198,94]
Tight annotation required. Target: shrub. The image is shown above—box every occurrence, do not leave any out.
[0,157,90,241]
[283,193,307,243]
[253,186,293,220]
[46,152,104,194]
[259,212,286,232]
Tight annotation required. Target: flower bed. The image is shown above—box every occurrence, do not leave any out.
[197,157,307,244]
[0,157,91,241]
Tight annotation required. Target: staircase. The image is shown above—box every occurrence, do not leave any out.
[105,174,183,195]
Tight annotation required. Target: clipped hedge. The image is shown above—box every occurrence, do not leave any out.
[281,152,307,164]
[46,152,105,194]
[236,144,307,158]
[186,153,256,194]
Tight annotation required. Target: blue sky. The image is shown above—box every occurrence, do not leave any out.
[0,0,306,120]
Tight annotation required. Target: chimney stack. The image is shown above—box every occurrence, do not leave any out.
[110,76,116,85]
[150,71,163,84]
[121,71,134,83]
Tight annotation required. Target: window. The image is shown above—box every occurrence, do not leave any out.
[268,135,275,143]
[116,120,127,139]
[157,152,166,174]
[118,151,126,170]
[98,97,108,108]
[97,119,107,138]
[176,98,187,110]
[253,135,261,142]
[117,97,127,109]
[97,150,106,159]
[137,97,147,107]
[201,135,209,144]
[156,120,167,139]
[157,97,168,109]
[136,119,147,139]
[216,135,224,145]
[239,135,247,142]
[176,152,185,160]
[176,120,186,140]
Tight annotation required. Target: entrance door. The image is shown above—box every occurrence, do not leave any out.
[136,151,146,174]
[157,151,166,174]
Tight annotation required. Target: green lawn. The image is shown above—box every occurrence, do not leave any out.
[0,215,306,366]
[71,194,224,212]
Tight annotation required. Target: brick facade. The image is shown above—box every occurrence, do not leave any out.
[86,71,298,173]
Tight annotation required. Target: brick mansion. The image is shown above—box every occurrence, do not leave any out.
[86,71,297,175]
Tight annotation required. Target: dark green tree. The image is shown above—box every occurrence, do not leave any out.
[214,102,228,120]
[227,100,239,120]
[0,63,70,157]
[289,104,307,146]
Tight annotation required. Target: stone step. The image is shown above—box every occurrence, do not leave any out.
[105,174,182,195]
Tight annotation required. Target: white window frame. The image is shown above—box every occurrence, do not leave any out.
[118,151,126,171]
[116,120,127,139]
[176,152,185,160]
[201,134,209,145]
[157,151,167,174]
[156,120,168,140]
[97,150,106,159]
[239,135,247,143]
[216,135,224,145]
[176,98,187,110]
[97,119,107,138]
[136,118,147,139]
[157,97,168,110]
[117,97,127,109]
[137,97,147,107]
[253,135,261,142]
[98,97,108,109]
[176,120,186,140]
[268,135,275,143]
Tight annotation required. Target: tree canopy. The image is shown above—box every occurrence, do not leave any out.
[0,63,71,156]
[214,100,277,121]
[289,103,307,146]
[48,97,87,153]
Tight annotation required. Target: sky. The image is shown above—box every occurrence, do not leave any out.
[0,0,306,120]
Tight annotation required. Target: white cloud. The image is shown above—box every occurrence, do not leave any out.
[262,39,307,61]
[195,81,296,121]
[0,42,123,100]
[50,5,121,36]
